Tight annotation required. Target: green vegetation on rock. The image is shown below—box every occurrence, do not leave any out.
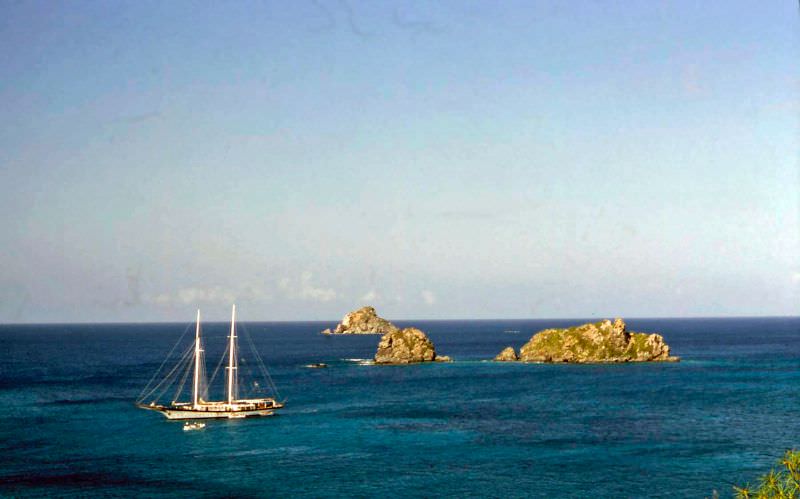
[511,318,678,363]
[734,450,800,499]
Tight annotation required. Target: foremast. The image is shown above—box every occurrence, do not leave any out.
[226,304,238,404]
[192,309,202,409]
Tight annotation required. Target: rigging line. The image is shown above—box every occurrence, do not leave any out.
[172,349,195,403]
[152,361,189,405]
[238,323,257,390]
[240,322,280,399]
[242,323,280,398]
[207,340,228,392]
[249,327,280,399]
[237,355,249,398]
[236,325,255,398]
[139,342,195,403]
[144,343,195,404]
[262,358,280,400]
[137,322,193,401]
[249,340,278,397]
[208,340,228,390]
[136,322,194,401]
[138,342,194,403]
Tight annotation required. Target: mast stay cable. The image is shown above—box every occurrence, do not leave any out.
[172,349,195,403]
[136,322,193,403]
[207,341,228,397]
[139,342,194,404]
[239,322,281,400]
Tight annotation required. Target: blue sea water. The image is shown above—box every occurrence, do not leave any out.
[1,317,798,498]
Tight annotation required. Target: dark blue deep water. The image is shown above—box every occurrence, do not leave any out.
[1,317,798,497]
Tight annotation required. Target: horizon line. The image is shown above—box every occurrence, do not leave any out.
[1,314,798,327]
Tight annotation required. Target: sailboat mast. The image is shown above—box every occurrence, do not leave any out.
[227,304,237,404]
[192,309,201,408]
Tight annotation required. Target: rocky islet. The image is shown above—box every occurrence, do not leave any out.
[322,306,400,335]
[374,327,451,364]
[500,318,678,363]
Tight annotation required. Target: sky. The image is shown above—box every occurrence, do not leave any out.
[0,1,798,323]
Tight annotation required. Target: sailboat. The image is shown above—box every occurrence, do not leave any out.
[137,305,284,419]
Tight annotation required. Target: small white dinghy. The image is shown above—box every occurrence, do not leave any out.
[183,422,206,431]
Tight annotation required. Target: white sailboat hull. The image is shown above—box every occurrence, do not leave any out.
[140,399,284,420]
[162,408,275,420]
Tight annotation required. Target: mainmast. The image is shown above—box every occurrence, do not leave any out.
[227,304,237,404]
[192,309,202,408]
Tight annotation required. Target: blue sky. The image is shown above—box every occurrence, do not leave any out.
[0,1,797,322]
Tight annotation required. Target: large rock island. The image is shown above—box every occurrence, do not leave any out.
[374,327,451,364]
[497,318,678,363]
[322,306,400,335]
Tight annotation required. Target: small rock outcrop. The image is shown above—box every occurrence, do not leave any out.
[323,306,400,335]
[513,318,678,363]
[374,327,451,364]
[494,346,518,362]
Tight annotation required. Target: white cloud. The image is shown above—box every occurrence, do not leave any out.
[279,271,337,302]
[148,284,272,307]
[792,272,800,284]
[421,289,436,305]
[149,286,236,306]
[360,290,378,302]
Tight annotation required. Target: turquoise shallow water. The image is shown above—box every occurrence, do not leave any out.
[1,317,799,497]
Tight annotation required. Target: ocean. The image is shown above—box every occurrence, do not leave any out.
[1,317,798,497]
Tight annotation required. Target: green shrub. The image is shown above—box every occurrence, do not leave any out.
[735,450,800,498]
